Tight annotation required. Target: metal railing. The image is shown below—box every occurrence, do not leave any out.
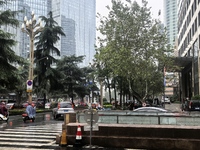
[76,110,200,126]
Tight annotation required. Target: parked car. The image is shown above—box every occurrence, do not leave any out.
[161,97,171,104]
[36,98,45,108]
[182,99,200,111]
[21,102,28,108]
[132,106,186,117]
[21,101,37,108]
[6,103,15,109]
[133,107,168,112]
[52,101,74,119]
[130,107,177,116]
[45,102,51,109]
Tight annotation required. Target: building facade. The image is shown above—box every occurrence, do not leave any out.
[177,0,200,99]
[1,0,51,58]
[163,0,179,100]
[51,0,96,67]
[163,0,178,47]
[1,0,96,67]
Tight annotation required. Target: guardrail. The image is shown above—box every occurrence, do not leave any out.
[76,110,200,126]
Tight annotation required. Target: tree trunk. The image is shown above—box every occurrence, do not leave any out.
[43,93,46,109]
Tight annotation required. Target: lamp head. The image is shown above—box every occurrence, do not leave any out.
[24,16,27,22]
[21,23,25,29]
[26,20,29,26]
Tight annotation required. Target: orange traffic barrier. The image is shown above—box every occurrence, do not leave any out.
[73,125,82,147]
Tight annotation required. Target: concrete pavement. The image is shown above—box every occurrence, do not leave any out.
[164,103,182,112]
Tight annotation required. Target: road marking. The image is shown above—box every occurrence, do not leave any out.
[0,122,62,149]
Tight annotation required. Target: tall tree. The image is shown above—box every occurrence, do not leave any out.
[0,0,24,93]
[35,11,65,104]
[56,55,87,104]
[96,0,173,102]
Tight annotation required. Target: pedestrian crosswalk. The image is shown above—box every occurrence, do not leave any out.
[0,122,63,150]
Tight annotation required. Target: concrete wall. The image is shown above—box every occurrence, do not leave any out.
[66,123,200,150]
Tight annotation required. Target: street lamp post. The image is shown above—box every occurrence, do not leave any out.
[21,11,43,103]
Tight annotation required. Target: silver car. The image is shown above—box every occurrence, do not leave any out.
[52,101,74,119]
[133,107,168,112]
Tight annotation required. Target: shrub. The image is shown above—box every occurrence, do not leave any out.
[103,104,112,109]
[191,95,200,100]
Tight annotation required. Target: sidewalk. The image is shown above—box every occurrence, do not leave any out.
[164,103,182,112]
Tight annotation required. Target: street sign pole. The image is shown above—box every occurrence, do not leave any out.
[84,108,99,148]
[90,109,93,148]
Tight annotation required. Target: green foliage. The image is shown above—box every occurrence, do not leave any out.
[0,1,25,92]
[103,104,112,109]
[191,95,200,100]
[35,11,66,98]
[9,108,51,115]
[95,0,173,102]
[56,55,90,102]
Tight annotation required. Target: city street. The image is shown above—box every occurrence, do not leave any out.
[165,103,182,112]
[1,105,200,150]
[164,102,200,116]
[0,112,64,150]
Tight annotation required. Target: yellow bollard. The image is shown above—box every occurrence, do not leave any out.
[60,129,67,146]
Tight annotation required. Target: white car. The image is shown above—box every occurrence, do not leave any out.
[133,107,168,112]
[52,101,74,119]
[161,98,171,104]
[6,103,15,109]
[45,102,51,109]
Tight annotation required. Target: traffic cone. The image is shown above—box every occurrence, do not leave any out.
[60,129,67,146]
[73,125,82,147]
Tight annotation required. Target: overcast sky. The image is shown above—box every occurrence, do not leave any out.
[96,0,164,25]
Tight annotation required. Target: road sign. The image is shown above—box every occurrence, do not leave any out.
[27,80,33,92]
[142,102,146,107]
[84,109,99,125]
[84,124,99,131]
[84,109,99,147]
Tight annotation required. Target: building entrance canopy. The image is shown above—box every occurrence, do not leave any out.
[170,57,193,72]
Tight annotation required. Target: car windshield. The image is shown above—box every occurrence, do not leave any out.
[60,103,72,108]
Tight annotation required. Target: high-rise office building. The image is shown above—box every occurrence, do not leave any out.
[0,0,51,58]
[1,0,96,67]
[51,0,96,67]
[163,0,178,47]
[177,0,200,99]
[163,0,178,100]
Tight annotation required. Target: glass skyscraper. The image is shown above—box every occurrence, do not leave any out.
[1,0,96,67]
[163,0,178,47]
[52,0,96,67]
[0,0,51,58]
